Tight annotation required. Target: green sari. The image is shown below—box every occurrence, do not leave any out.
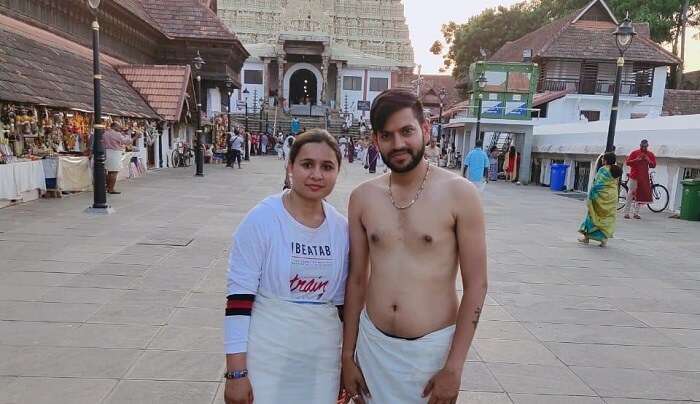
[579,166,618,242]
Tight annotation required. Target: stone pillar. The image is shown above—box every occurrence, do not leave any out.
[263,59,271,100]
[277,57,285,104]
[335,61,343,110]
[321,56,330,105]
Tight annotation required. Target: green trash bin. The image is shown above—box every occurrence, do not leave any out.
[680,179,700,221]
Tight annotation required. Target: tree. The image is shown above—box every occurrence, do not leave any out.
[438,0,699,80]
[429,40,443,55]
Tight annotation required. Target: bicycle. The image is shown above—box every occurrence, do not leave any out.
[617,171,669,213]
[171,142,193,168]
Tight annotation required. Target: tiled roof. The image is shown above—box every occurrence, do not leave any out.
[490,1,680,66]
[113,0,160,30]
[0,26,158,119]
[533,90,571,107]
[662,90,700,116]
[420,74,461,108]
[136,0,237,41]
[117,65,191,122]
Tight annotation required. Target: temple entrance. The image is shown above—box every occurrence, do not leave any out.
[289,69,318,105]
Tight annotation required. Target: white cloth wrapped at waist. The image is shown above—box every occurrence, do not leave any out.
[105,149,123,172]
[247,294,342,404]
[355,309,455,404]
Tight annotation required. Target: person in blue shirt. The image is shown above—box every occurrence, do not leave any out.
[463,139,490,192]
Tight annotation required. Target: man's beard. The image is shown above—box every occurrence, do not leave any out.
[380,142,425,173]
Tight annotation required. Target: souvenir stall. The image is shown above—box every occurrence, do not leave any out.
[1,102,158,206]
[211,114,229,164]
[0,104,90,205]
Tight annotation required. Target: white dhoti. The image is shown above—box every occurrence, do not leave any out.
[105,149,123,172]
[247,295,342,404]
[356,310,455,404]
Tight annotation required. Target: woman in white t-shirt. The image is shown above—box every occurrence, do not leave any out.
[224,129,348,404]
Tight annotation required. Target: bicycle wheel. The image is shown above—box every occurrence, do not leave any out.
[617,183,629,211]
[648,184,669,212]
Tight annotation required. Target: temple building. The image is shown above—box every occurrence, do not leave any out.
[216,0,415,119]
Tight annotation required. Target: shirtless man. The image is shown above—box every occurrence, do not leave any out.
[342,89,488,404]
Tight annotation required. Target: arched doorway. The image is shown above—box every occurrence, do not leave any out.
[289,69,318,105]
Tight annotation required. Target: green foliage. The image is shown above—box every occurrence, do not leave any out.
[436,0,699,79]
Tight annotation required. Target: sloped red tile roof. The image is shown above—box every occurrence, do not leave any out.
[533,90,571,107]
[0,26,158,119]
[136,0,236,41]
[117,65,191,122]
[490,1,680,66]
[662,90,700,116]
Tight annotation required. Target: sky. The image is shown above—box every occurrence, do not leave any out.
[403,0,700,75]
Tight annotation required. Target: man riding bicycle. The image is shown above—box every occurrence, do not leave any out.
[624,139,656,220]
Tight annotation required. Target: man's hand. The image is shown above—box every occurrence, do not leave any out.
[342,357,370,404]
[422,367,461,404]
[224,378,253,404]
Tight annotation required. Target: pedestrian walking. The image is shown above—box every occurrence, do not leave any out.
[579,152,622,247]
[283,134,294,161]
[260,133,268,155]
[624,139,657,220]
[347,138,355,163]
[463,139,490,193]
[424,138,440,166]
[342,89,487,404]
[365,142,378,173]
[503,145,519,182]
[224,129,348,404]
[488,146,499,181]
[102,122,133,194]
[230,130,243,169]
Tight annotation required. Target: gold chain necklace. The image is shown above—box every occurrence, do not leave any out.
[388,164,431,210]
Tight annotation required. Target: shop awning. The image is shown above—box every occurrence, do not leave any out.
[0,26,159,119]
[117,65,192,122]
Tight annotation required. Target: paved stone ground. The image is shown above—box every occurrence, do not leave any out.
[1,156,699,404]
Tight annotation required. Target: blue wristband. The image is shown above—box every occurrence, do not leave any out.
[224,369,248,380]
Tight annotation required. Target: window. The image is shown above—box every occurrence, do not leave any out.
[369,77,389,92]
[580,110,600,122]
[244,70,263,85]
[343,76,362,91]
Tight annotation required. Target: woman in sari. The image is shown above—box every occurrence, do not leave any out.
[579,152,622,247]
[365,142,378,173]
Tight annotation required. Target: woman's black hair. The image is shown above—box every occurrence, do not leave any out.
[609,164,623,179]
[288,129,342,167]
[602,152,617,166]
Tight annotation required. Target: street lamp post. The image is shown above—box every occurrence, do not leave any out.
[259,98,264,132]
[475,72,488,143]
[243,88,250,161]
[437,87,447,146]
[225,76,233,166]
[192,51,206,177]
[607,13,636,152]
[86,0,110,213]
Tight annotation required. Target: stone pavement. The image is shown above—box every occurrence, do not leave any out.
[1,156,699,404]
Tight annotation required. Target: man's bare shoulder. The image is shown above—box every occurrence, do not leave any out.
[430,168,480,206]
[350,174,388,199]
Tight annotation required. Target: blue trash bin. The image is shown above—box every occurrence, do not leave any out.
[550,164,569,191]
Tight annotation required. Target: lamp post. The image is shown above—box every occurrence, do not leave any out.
[86,0,110,213]
[437,87,447,145]
[192,50,206,176]
[243,88,250,161]
[606,13,636,152]
[225,76,233,166]
[259,98,264,132]
[475,72,488,143]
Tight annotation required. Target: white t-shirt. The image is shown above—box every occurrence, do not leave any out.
[224,192,349,353]
[230,135,243,151]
